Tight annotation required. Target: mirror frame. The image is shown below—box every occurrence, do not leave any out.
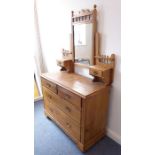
[71,5,99,68]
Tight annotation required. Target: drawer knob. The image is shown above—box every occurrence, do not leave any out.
[47,83,51,88]
[49,107,54,113]
[65,106,71,112]
[66,122,71,128]
[64,94,71,99]
[48,95,52,99]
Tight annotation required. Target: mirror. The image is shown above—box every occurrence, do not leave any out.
[71,5,98,67]
[74,23,93,65]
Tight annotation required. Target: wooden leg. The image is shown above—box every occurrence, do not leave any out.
[77,131,106,152]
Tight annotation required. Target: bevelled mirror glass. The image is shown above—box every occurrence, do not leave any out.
[74,23,93,65]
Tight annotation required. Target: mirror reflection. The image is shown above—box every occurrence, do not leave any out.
[74,23,93,65]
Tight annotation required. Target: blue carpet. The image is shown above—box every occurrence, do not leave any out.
[34,100,121,155]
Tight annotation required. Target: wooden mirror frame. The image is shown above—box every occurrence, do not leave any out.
[71,4,99,68]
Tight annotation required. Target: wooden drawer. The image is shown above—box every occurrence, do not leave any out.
[89,68,102,77]
[43,87,81,124]
[46,103,80,141]
[41,78,57,93]
[58,86,81,110]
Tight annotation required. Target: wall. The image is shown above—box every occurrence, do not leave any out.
[36,0,121,144]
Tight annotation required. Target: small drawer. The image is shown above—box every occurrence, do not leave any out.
[41,78,57,93]
[58,86,81,110]
[46,103,80,141]
[89,68,102,77]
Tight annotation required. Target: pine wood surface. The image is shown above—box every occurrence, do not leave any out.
[41,71,106,99]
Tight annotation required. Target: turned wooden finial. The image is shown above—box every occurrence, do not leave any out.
[71,11,74,17]
[94,4,97,9]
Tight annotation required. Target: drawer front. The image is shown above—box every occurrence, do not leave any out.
[46,103,80,141]
[58,86,81,110]
[43,87,81,124]
[89,68,102,77]
[41,78,57,93]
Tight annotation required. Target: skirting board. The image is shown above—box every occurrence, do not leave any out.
[106,128,121,144]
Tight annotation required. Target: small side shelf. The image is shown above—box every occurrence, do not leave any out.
[89,65,113,84]
[89,54,115,85]
[57,58,74,73]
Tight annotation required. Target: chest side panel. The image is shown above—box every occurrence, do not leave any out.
[80,86,110,147]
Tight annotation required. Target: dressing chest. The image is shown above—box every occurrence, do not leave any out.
[41,4,115,152]
[41,72,110,151]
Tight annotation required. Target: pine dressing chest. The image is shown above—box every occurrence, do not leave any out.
[41,5,115,152]
[41,72,110,151]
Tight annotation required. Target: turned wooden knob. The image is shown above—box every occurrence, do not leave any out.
[65,106,71,112]
[94,4,97,9]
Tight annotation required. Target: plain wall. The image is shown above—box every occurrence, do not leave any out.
[36,0,121,144]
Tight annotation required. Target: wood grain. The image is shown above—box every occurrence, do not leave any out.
[41,78,57,94]
[43,86,81,124]
[58,86,81,110]
[81,86,110,144]
[41,71,106,98]
[45,105,80,141]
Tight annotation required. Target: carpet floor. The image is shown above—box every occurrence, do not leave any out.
[34,100,121,155]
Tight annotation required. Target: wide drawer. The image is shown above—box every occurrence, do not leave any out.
[43,87,81,124]
[58,86,81,110]
[46,103,80,141]
[41,78,57,93]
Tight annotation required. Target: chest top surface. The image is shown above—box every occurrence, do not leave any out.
[41,71,106,98]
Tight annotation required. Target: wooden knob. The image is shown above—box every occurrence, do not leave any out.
[66,122,71,128]
[71,11,74,17]
[49,107,53,113]
[94,4,97,9]
[48,95,52,99]
[65,106,71,112]
[64,94,71,99]
[47,83,51,88]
